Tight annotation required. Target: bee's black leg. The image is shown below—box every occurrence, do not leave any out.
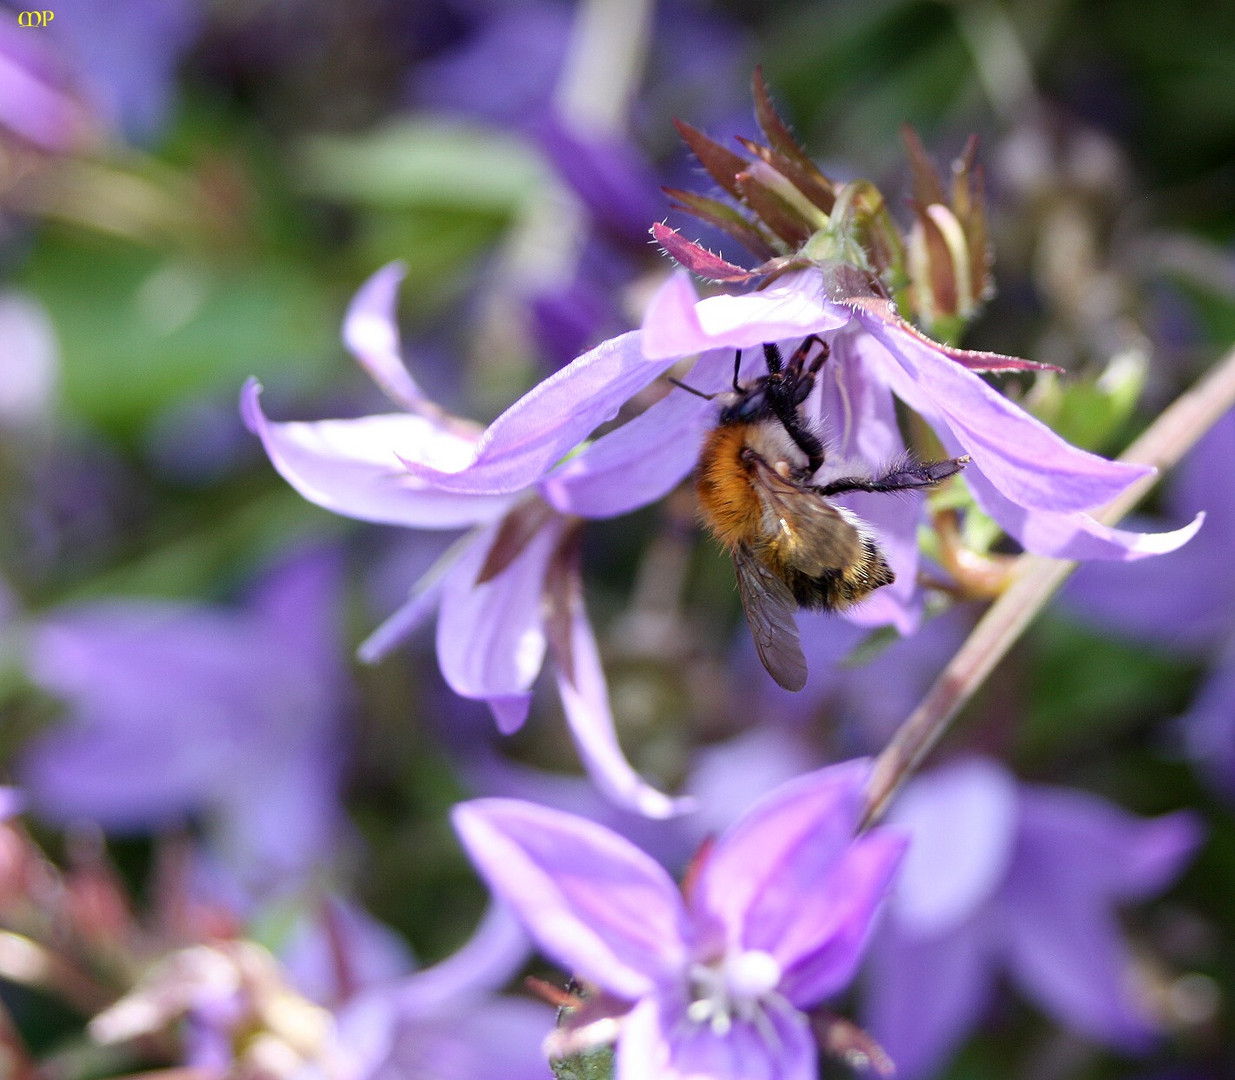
[761,339,828,475]
[813,455,969,497]
[761,340,786,376]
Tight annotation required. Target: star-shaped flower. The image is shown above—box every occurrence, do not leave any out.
[453,759,907,1080]
[243,263,691,818]
[862,757,1203,1080]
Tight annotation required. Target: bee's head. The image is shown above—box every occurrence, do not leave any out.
[718,378,773,425]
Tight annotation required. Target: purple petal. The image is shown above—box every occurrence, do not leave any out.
[696,761,868,938]
[863,918,996,1080]
[641,270,848,360]
[776,828,909,1006]
[342,261,427,412]
[389,903,531,1015]
[242,381,515,528]
[1002,788,1200,1047]
[619,996,816,1080]
[22,604,257,826]
[963,463,1204,560]
[0,23,98,152]
[436,516,560,732]
[853,314,1155,514]
[1017,786,1203,902]
[1179,644,1235,800]
[815,325,924,631]
[400,331,676,494]
[552,570,694,819]
[1002,884,1158,1048]
[279,898,416,1005]
[886,758,1018,936]
[541,386,712,518]
[1064,516,1234,649]
[0,787,23,822]
[452,799,687,999]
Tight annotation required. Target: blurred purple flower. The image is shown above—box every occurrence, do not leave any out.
[271,896,547,1080]
[20,547,347,895]
[244,263,690,819]
[46,0,200,144]
[453,760,907,1080]
[637,269,1203,632]
[0,21,98,152]
[862,757,1203,1080]
[1067,408,1235,797]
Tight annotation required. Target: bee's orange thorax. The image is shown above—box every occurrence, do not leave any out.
[695,424,764,552]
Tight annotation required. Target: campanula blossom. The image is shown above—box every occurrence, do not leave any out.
[1067,408,1235,799]
[243,263,690,819]
[20,547,347,895]
[453,760,907,1080]
[862,757,1203,1080]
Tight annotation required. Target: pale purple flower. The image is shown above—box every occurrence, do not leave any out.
[1067,408,1235,797]
[862,757,1203,1080]
[243,262,691,819]
[20,547,347,895]
[453,760,907,1080]
[286,900,549,1080]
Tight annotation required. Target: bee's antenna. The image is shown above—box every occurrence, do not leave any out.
[733,349,743,393]
[668,377,716,400]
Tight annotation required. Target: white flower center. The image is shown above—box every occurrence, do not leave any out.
[685,948,786,1038]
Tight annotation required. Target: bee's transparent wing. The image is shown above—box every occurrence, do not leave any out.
[733,544,808,692]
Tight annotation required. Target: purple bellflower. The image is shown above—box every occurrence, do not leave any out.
[862,757,1203,1080]
[20,547,347,897]
[1066,408,1235,799]
[243,263,692,819]
[453,760,907,1080]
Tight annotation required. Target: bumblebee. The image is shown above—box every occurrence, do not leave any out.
[682,336,967,691]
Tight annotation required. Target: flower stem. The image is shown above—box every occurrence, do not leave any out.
[861,342,1235,828]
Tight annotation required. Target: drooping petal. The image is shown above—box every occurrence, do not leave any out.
[1063,512,1233,649]
[241,381,515,528]
[963,463,1204,560]
[852,314,1155,514]
[695,761,868,937]
[618,996,817,1080]
[548,555,694,819]
[862,918,996,1080]
[641,270,848,360]
[342,261,428,412]
[885,758,1019,936]
[400,331,676,495]
[775,828,908,1006]
[451,799,688,999]
[435,516,560,733]
[542,386,713,518]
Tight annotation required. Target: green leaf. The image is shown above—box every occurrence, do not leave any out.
[22,233,337,434]
[298,118,548,213]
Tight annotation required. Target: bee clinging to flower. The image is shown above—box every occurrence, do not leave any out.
[678,336,968,691]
